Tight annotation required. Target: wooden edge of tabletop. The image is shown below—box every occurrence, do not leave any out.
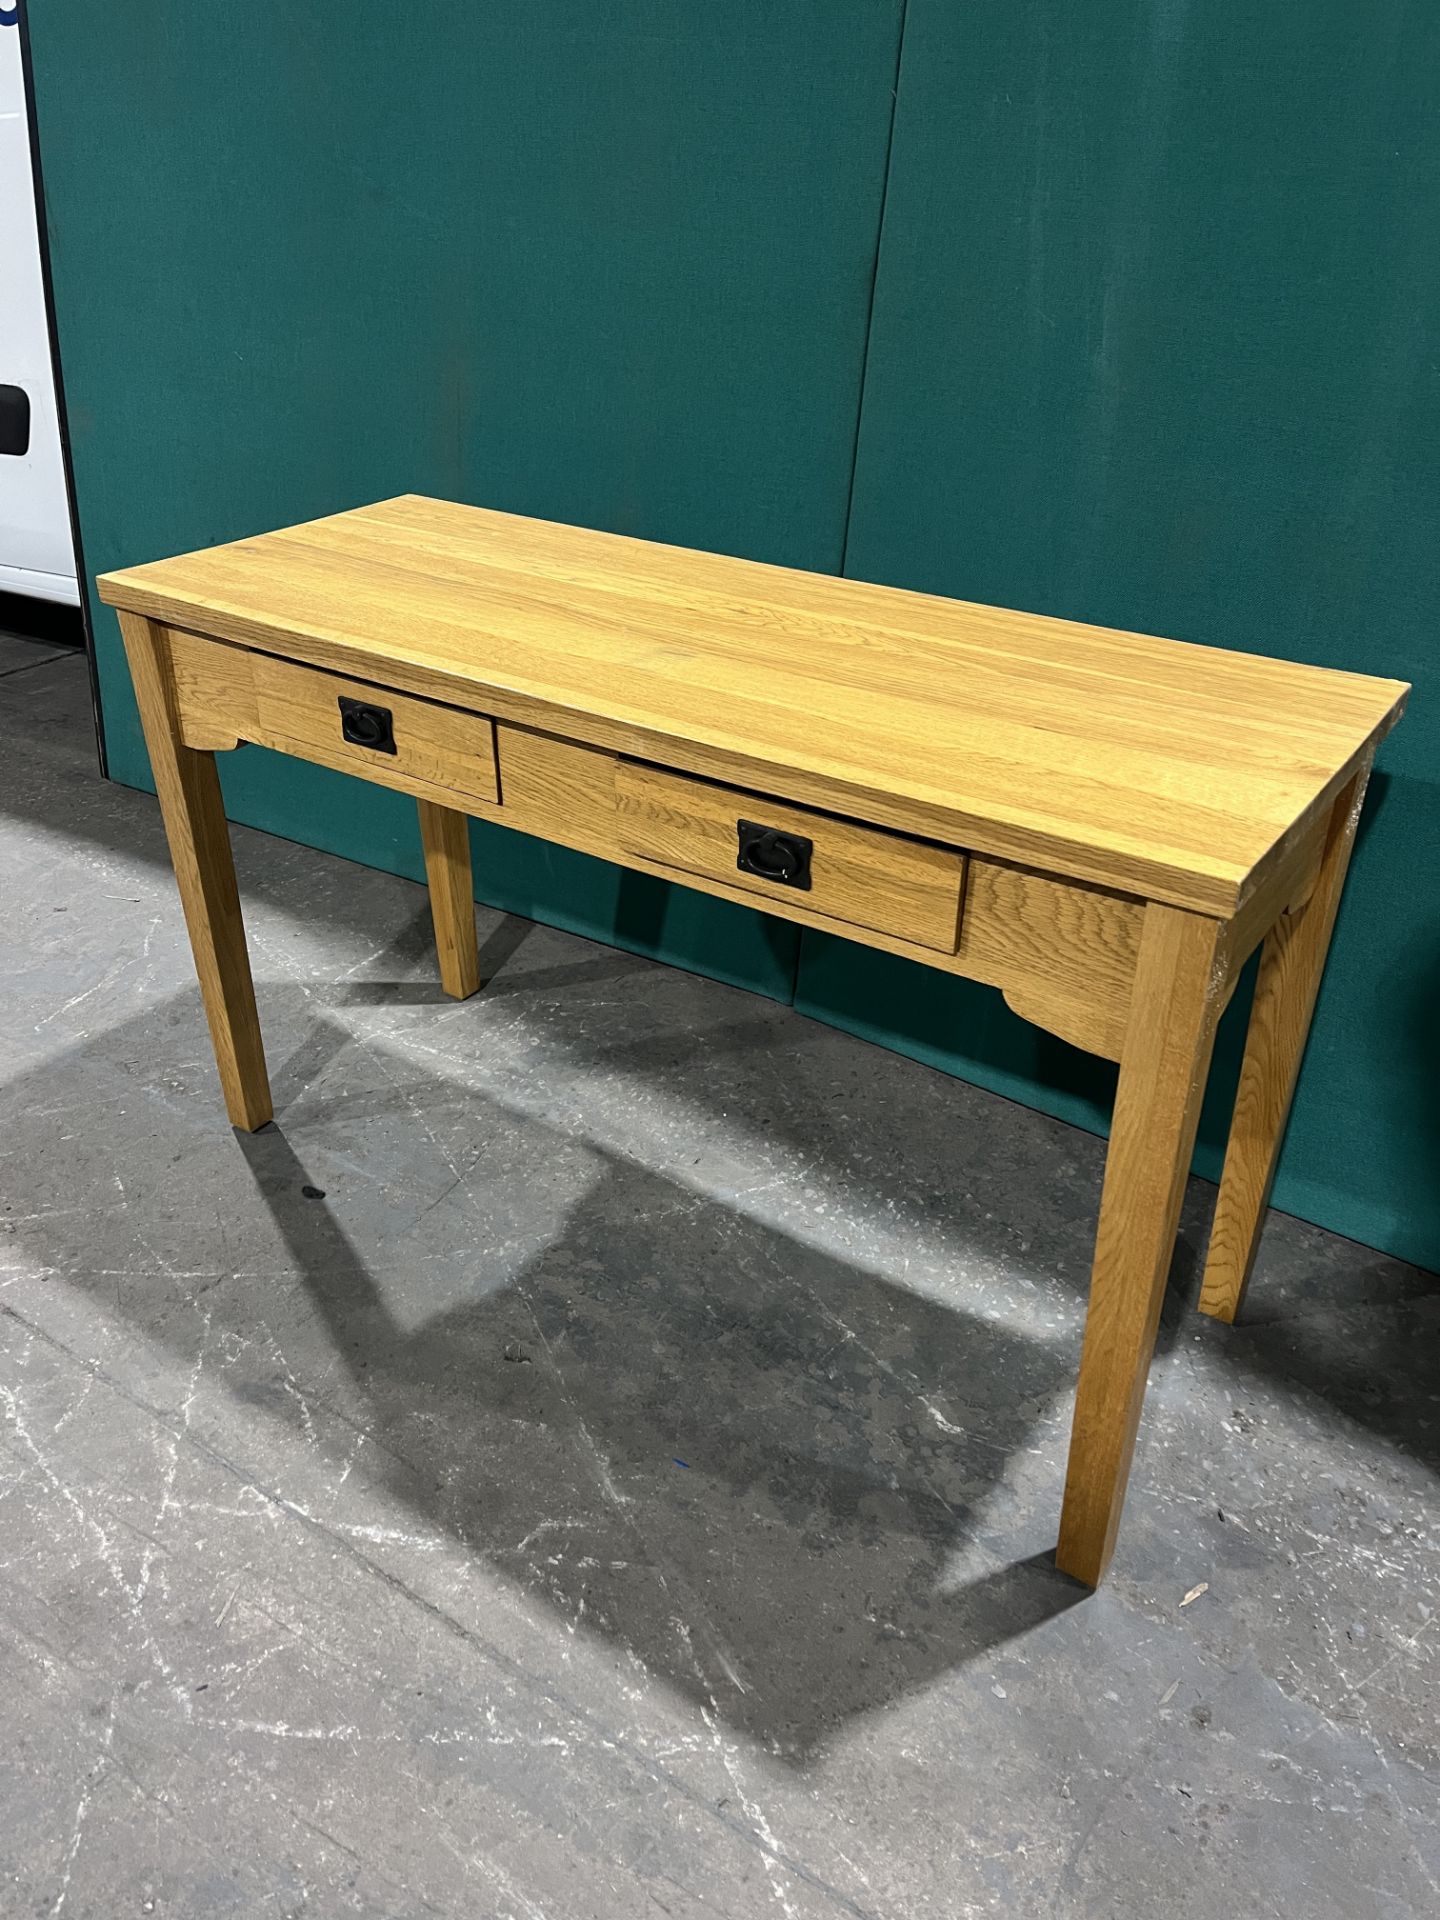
[95,575,1410,925]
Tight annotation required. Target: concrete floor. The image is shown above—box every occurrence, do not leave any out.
[1,633,1436,1919]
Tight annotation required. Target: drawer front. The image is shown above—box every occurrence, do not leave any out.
[614,760,965,952]
[167,629,499,808]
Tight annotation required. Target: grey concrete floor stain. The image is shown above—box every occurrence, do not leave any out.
[0,636,1435,1917]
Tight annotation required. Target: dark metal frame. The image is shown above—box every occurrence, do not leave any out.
[15,0,106,773]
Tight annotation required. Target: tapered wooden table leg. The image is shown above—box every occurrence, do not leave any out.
[418,800,480,999]
[119,612,272,1131]
[1056,904,1224,1587]
[1197,767,1370,1325]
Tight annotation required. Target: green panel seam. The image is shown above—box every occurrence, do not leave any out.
[838,0,911,579]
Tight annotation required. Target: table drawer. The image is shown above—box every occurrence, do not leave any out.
[167,628,499,809]
[614,760,966,953]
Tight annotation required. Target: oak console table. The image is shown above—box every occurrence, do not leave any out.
[99,496,1407,1586]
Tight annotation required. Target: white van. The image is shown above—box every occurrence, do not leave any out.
[0,12,77,606]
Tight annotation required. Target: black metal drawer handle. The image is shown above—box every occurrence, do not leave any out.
[338,697,396,754]
[736,819,812,891]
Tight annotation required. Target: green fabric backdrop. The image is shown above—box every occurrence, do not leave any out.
[816,0,1439,1269]
[26,2,1438,1267]
[27,0,907,999]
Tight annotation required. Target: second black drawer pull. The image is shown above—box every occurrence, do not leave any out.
[338,697,396,754]
[736,819,812,890]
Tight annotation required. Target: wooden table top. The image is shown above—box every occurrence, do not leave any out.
[99,494,1408,915]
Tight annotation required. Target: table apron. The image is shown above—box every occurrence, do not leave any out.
[155,625,1322,1065]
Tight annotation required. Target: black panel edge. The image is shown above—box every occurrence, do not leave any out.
[16,0,107,775]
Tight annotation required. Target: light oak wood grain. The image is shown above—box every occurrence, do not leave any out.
[499,724,1142,1058]
[1210,808,1330,1007]
[615,759,966,954]
[165,619,258,749]
[119,613,273,1131]
[101,500,1410,1589]
[1056,904,1225,1587]
[418,800,481,1000]
[98,495,1409,916]
[166,627,499,809]
[1198,764,1371,1324]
